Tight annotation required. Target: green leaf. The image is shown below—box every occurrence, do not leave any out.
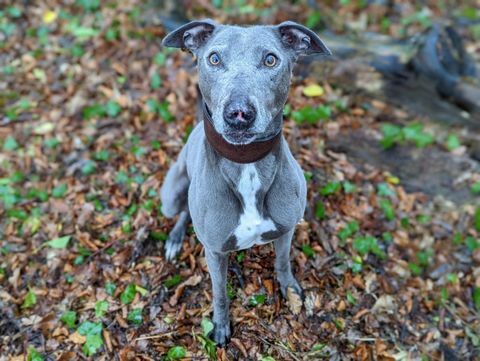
[27,346,43,361]
[120,284,137,304]
[150,73,162,89]
[81,160,97,175]
[106,101,121,117]
[164,274,182,289]
[260,357,276,361]
[379,199,395,221]
[158,101,174,122]
[475,207,480,232]
[402,123,434,148]
[473,287,480,311]
[3,136,19,151]
[353,235,384,259]
[22,288,37,309]
[377,183,395,197]
[343,181,357,193]
[302,244,315,258]
[346,291,356,305]
[167,345,187,360]
[154,52,167,66]
[83,334,103,356]
[446,134,461,151]
[95,300,109,318]
[105,282,116,296]
[45,235,70,249]
[76,0,100,11]
[408,262,422,276]
[51,183,68,198]
[320,181,341,196]
[7,6,22,18]
[472,182,480,195]
[236,251,246,263]
[78,321,102,336]
[201,318,214,336]
[60,310,77,328]
[380,124,402,149]
[93,150,110,161]
[248,294,266,307]
[338,221,359,241]
[82,104,106,119]
[127,308,143,325]
[466,237,480,251]
[315,201,325,220]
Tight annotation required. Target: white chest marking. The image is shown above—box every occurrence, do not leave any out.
[234,164,276,250]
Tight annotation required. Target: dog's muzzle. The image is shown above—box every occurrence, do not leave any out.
[202,101,283,164]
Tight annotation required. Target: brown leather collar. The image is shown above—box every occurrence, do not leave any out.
[202,102,282,164]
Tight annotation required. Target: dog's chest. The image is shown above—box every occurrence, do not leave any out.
[233,164,276,250]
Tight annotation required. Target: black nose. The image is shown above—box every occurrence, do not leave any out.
[223,100,256,129]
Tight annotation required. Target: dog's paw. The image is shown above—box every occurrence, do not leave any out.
[164,233,184,261]
[279,278,304,301]
[210,321,231,347]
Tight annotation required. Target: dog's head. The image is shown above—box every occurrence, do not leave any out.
[163,20,331,145]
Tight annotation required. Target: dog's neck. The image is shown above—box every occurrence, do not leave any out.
[202,101,283,164]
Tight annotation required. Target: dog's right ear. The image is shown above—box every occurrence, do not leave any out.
[162,19,217,52]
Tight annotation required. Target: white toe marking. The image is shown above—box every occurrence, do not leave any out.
[234,164,276,250]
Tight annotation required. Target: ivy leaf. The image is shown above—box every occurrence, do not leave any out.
[22,288,37,309]
[51,183,68,198]
[302,244,315,258]
[167,346,187,360]
[127,308,143,325]
[60,310,77,328]
[150,73,162,89]
[248,294,266,307]
[120,284,137,304]
[473,287,480,311]
[315,201,325,220]
[164,274,182,289]
[472,182,480,195]
[105,282,116,296]
[475,207,480,232]
[27,346,44,361]
[201,318,214,336]
[446,134,461,151]
[83,334,103,357]
[95,300,109,318]
[3,136,19,151]
[320,181,341,196]
[105,101,121,117]
[45,235,70,249]
[77,321,102,336]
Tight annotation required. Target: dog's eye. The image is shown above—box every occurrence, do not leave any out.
[208,52,221,65]
[264,54,277,67]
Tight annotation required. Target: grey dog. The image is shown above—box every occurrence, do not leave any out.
[160,19,330,346]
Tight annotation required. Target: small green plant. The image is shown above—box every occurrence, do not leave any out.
[60,310,77,328]
[77,321,103,356]
[248,294,266,307]
[292,104,331,124]
[380,123,434,149]
[353,236,385,259]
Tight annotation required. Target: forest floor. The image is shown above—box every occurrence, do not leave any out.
[1,1,480,360]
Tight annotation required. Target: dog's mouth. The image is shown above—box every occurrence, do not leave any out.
[222,130,257,145]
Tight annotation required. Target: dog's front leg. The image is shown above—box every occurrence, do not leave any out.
[274,229,303,298]
[205,248,231,346]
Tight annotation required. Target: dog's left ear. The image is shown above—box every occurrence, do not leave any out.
[162,19,217,52]
[277,21,331,56]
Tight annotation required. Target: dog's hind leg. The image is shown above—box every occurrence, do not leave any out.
[161,147,191,260]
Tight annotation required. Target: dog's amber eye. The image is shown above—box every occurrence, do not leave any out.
[264,54,277,67]
[209,52,220,65]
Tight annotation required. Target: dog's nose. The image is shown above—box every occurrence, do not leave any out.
[223,100,256,129]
